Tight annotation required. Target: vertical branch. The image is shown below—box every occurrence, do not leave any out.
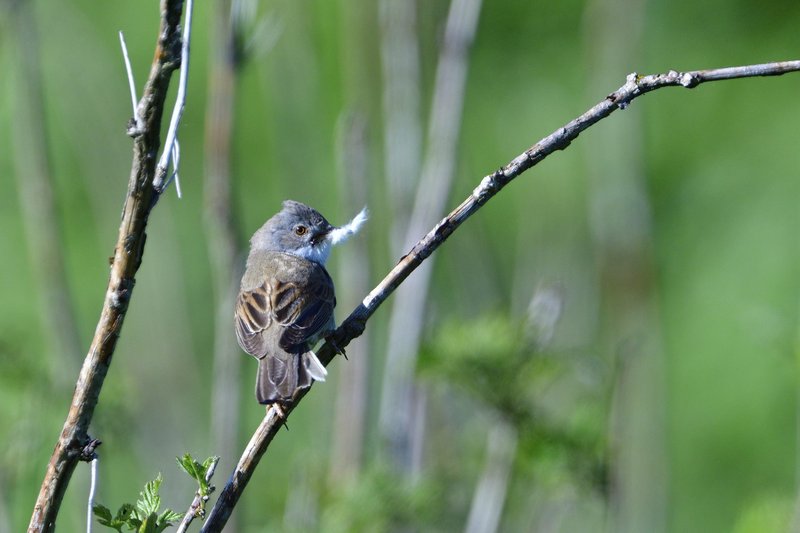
[327,0,375,487]
[463,422,518,533]
[28,1,190,531]
[7,0,82,387]
[379,0,422,253]
[204,3,243,531]
[329,113,371,485]
[378,0,483,473]
[582,0,667,530]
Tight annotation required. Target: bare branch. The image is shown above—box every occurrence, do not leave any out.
[201,407,290,532]
[28,1,191,530]
[200,59,800,532]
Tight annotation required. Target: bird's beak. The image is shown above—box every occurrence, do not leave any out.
[310,224,334,246]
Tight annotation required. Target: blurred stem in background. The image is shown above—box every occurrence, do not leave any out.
[328,0,377,488]
[204,2,246,532]
[4,3,82,526]
[378,0,483,479]
[582,0,668,530]
[6,0,82,389]
[464,421,518,533]
[376,0,423,476]
[329,113,371,486]
[379,0,422,256]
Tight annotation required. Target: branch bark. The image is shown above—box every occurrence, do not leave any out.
[28,2,190,531]
[199,59,800,532]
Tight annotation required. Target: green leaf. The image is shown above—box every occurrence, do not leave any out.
[139,512,158,533]
[137,474,163,517]
[93,504,124,533]
[159,508,184,526]
[201,456,218,471]
[92,475,181,533]
[177,453,218,496]
[93,504,113,523]
[177,453,202,482]
[116,503,135,523]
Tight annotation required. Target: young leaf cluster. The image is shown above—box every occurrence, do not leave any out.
[176,453,219,517]
[93,474,182,533]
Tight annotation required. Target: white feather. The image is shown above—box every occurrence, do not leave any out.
[303,350,328,382]
[328,207,368,246]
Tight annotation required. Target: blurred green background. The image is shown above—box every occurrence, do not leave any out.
[1,0,798,531]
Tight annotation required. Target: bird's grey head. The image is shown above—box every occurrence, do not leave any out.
[251,200,369,265]
[251,200,335,264]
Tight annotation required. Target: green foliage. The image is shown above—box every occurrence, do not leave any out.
[320,464,443,533]
[419,311,612,493]
[93,474,182,533]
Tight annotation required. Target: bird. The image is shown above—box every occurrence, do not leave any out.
[235,200,367,404]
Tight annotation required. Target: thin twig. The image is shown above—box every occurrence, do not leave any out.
[28,2,190,531]
[118,31,140,129]
[200,407,290,532]
[199,60,800,532]
[86,458,98,533]
[154,0,195,194]
[176,457,219,533]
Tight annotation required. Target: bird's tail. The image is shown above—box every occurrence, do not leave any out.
[256,350,328,405]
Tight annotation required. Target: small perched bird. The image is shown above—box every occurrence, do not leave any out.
[235,200,367,404]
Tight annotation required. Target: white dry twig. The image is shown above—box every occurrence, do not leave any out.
[86,458,98,533]
[118,31,141,133]
[154,0,195,196]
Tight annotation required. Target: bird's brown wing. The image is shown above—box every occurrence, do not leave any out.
[276,265,335,350]
[235,285,272,358]
[235,255,335,358]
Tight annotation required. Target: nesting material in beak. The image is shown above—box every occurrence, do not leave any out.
[328,207,369,246]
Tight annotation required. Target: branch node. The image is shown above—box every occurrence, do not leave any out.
[472,172,499,201]
[679,71,700,88]
[125,118,144,138]
[79,438,102,462]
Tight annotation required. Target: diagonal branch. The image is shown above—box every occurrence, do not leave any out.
[28,1,191,531]
[199,59,800,532]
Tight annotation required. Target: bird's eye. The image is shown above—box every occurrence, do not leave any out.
[294,225,308,236]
